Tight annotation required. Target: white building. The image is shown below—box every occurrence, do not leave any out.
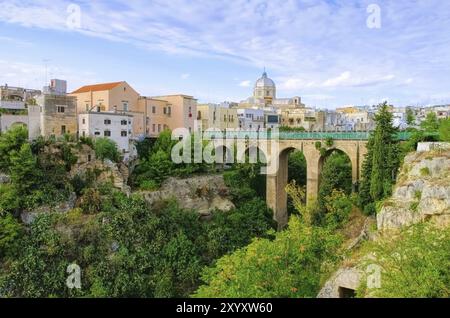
[237,108,265,130]
[78,111,134,159]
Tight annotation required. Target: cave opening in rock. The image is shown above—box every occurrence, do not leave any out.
[338,286,356,298]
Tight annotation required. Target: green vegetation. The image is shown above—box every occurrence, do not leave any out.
[0,112,449,298]
[359,102,401,215]
[439,118,450,142]
[194,185,344,298]
[357,223,450,298]
[94,137,120,162]
[420,167,431,176]
[132,130,211,189]
[0,128,75,213]
[405,108,416,126]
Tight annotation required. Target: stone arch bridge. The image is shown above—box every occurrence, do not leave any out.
[208,131,409,228]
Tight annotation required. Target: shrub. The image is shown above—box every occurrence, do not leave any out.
[94,138,120,162]
[420,167,430,176]
[0,214,23,258]
[139,180,160,191]
[357,224,450,298]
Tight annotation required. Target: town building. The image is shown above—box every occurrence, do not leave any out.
[69,81,145,138]
[78,110,134,158]
[150,94,197,134]
[196,103,238,132]
[36,92,78,138]
[237,108,265,130]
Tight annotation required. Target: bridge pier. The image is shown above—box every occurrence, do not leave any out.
[266,149,289,229]
[265,140,367,229]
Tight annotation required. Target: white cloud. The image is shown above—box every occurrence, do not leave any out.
[239,80,251,87]
[0,59,98,91]
[0,0,450,106]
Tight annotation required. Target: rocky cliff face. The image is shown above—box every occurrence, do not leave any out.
[70,158,131,194]
[377,149,450,230]
[140,174,235,217]
[318,147,450,298]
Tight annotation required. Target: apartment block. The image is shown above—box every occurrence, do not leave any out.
[196,104,238,131]
[79,111,133,158]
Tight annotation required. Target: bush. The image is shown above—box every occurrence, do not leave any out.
[139,180,160,191]
[0,214,23,258]
[357,223,450,298]
[94,138,120,162]
[193,216,342,298]
[0,125,28,171]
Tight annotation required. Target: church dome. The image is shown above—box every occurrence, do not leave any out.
[255,71,275,88]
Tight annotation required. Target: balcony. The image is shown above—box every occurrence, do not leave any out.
[0,100,26,110]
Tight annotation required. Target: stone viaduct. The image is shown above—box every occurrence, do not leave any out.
[263,139,367,228]
[209,131,370,228]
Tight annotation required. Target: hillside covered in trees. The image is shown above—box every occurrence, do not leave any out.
[0,103,449,298]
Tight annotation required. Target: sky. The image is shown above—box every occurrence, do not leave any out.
[0,0,450,108]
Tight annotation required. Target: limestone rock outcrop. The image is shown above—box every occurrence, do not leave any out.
[70,159,131,194]
[377,149,450,230]
[140,174,235,216]
[318,147,450,298]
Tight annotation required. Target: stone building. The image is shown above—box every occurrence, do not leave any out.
[196,103,238,131]
[36,94,78,137]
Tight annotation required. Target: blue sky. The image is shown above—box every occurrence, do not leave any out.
[1,0,450,108]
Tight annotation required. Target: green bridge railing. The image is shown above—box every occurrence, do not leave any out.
[203,131,414,141]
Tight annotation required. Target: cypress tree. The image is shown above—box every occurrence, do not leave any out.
[359,102,400,214]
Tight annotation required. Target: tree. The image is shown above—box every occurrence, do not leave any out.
[405,108,415,126]
[0,214,23,258]
[359,102,400,213]
[420,112,439,133]
[318,151,352,202]
[0,125,28,171]
[94,138,120,162]
[193,215,342,298]
[9,143,40,196]
[439,118,450,142]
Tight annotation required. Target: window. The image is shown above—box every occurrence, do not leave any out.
[152,124,155,132]
[121,120,127,125]
[57,106,65,113]
[163,107,167,114]
[158,124,161,132]
[82,118,85,124]
[61,125,66,134]
[197,111,202,120]
[121,131,127,137]
[85,104,89,111]
[167,107,171,116]
[94,131,100,136]
[123,102,128,112]
[82,131,86,137]
[104,130,111,137]
[104,119,111,125]
[152,106,156,114]
[224,114,227,122]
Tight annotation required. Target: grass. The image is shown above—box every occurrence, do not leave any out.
[420,167,431,176]
[410,201,419,213]
[414,190,422,200]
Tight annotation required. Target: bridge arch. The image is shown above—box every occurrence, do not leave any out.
[266,139,366,228]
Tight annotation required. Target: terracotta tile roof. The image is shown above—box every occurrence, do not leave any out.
[71,81,123,94]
